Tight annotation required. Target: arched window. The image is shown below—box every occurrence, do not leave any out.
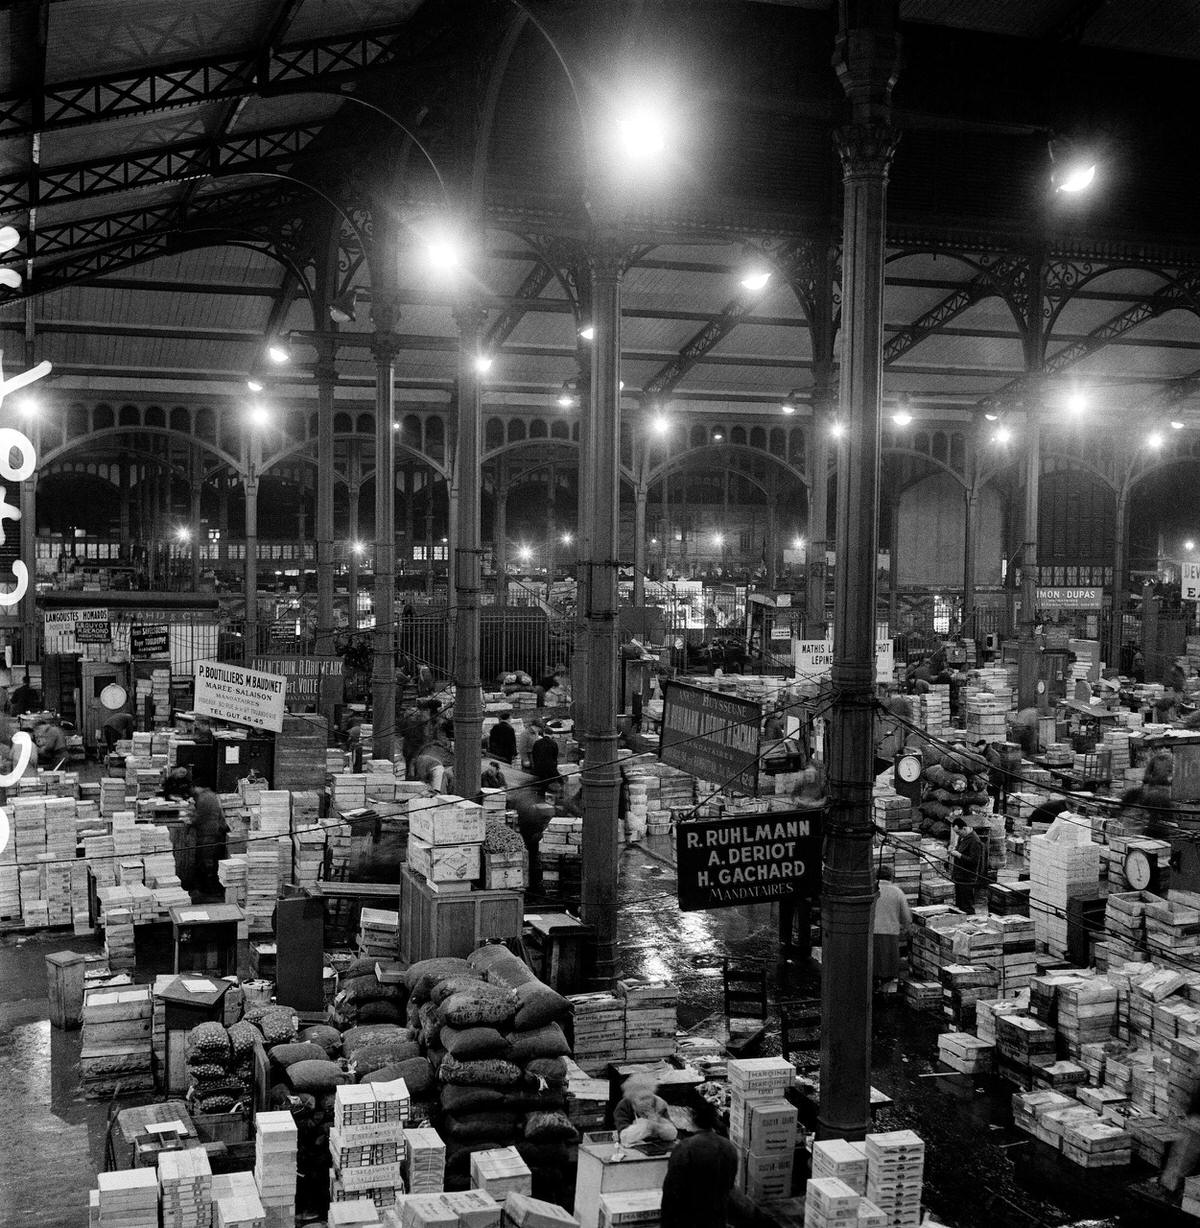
[507,419,526,444]
[530,418,548,438]
[170,407,190,434]
[750,426,767,451]
[93,404,114,430]
[145,406,165,429]
[118,405,139,427]
[550,420,569,440]
[731,425,747,445]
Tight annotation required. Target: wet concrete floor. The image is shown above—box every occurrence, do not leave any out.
[0,837,1182,1227]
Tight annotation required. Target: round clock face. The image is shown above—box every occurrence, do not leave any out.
[1125,849,1153,891]
[897,754,922,783]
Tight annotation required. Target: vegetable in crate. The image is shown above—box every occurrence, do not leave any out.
[186,1021,231,1065]
[483,819,526,855]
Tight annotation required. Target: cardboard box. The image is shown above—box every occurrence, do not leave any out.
[407,837,482,884]
[408,796,486,846]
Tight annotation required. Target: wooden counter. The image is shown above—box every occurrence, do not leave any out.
[574,1135,671,1228]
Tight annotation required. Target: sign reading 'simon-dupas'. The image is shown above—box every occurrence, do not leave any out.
[675,807,824,911]
[193,660,286,732]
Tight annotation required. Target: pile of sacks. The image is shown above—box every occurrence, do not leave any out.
[330,955,407,1028]
[183,1020,259,1116]
[405,948,581,1204]
[915,741,991,838]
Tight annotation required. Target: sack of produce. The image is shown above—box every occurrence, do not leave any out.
[338,974,404,1005]
[507,1022,570,1064]
[362,1056,435,1094]
[440,1025,512,1060]
[523,1057,568,1088]
[299,1024,343,1057]
[431,975,490,1007]
[438,984,518,1029]
[468,944,536,989]
[286,1058,351,1094]
[185,1022,231,1066]
[268,1041,328,1069]
[352,1000,404,1025]
[405,958,476,1001]
[342,1024,411,1057]
[440,1111,521,1143]
[441,1084,508,1114]
[439,1053,523,1088]
[522,1110,578,1142]
[513,981,570,1030]
[228,1021,261,1060]
[350,1041,422,1076]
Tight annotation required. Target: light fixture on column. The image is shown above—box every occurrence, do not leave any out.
[329,286,370,325]
[651,413,669,436]
[247,403,271,428]
[266,339,292,365]
[829,421,846,438]
[578,324,595,342]
[1065,389,1088,416]
[994,425,1012,445]
[557,379,579,409]
[1171,420,1185,430]
[739,265,772,293]
[0,224,21,292]
[892,392,913,427]
[1049,137,1098,194]
[246,376,265,393]
[1147,430,1164,449]
[474,354,494,375]
[781,389,801,415]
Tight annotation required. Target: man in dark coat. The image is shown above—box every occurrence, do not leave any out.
[950,816,985,914]
[188,783,229,896]
[529,724,560,796]
[660,1094,738,1228]
[486,713,517,764]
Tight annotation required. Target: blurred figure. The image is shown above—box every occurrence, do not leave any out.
[188,782,229,897]
[661,1093,738,1228]
[1118,749,1175,838]
[486,712,517,764]
[873,865,912,993]
[10,671,39,716]
[34,719,68,767]
[102,710,135,752]
[613,1073,678,1147]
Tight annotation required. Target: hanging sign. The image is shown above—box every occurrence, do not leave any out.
[252,654,343,704]
[793,638,894,683]
[131,623,171,656]
[193,660,286,732]
[659,680,761,793]
[1036,587,1103,609]
[1183,563,1200,603]
[74,620,112,643]
[675,807,824,911]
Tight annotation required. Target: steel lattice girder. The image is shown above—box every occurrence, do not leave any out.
[0,24,418,138]
[0,123,326,211]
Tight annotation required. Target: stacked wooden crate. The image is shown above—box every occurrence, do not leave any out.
[566,991,626,1073]
[1029,817,1100,956]
[407,795,485,893]
[92,1169,159,1228]
[158,1146,213,1228]
[727,1057,796,1202]
[864,1131,924,1228]
[80,984,153,1096]
[357,908,400,960]
[211,1171,265,1228]
[402,1127,446,1194]
[617,976,678,1061]
[469,1146,533,1205]
[329,1082,409,1212]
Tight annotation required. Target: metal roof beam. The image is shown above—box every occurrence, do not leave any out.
[884,278,992,365]
[641,299,757,397]
[0,22,423,138]
[484,261,554,349]
[0,122,325,212]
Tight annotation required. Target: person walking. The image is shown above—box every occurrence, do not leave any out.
[486,712,517,764]
[188,783,230,897]
[950,817,985,914]
[660,1093,738,1228]
[873,865,912,992]
[529,722,560,797]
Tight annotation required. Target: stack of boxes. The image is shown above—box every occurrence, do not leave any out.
[805,1178,874,1228]
[210,1172,266,1228]
[92,1169,159,1228]
[539,816,582,894]
[257,791,293,880]
[597,1191,662,1228]
[79,985,153,1096]
[402,1127,446,1194]
[103,906,136,971]
[158,1147,213,1228]
[358,908,400,960]
[254,1110,298,1228]
[244,842,280,934]
[329,1082,409,1212]
[727,1057,796,1202]
[864,1131,924,1228]
[566,992,626,1073]
[469,1146,532,1205]
[407,795,485,893]
[1029,816,1100,957]
[617,977,677,1062]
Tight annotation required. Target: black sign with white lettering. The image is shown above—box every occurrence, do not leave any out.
[659,679,761,794]
[674,807,824,911]
[131,623,170,657]
[74,619,112,643]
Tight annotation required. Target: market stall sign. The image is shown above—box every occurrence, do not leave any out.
[1037,587,1103,609]
[131,623,170,656]
[252,654,343,701]
[659,680,761,794]
[675,807,823,911]
[193,660,286,732]
[1183,562,1200,603]
[793,638,894,684]
[74,619,112,643]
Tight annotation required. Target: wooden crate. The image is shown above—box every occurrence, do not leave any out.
[194,1108,251,1145]
[398,866,523,963]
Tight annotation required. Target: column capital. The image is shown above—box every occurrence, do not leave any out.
[835,122,900,179]
[370,294,402,346]
[587,233,629,284]
[370,325,401,364]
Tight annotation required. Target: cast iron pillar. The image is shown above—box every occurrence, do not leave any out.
[806,385,832,637]
[118,457,130,560]
[1017,410,1042,708]
[372,304,400,761]
[580,236,624,985]
[633,483,648,606]
[190,449,202,591]
[19,467,36,660]
[963,483,979,638]
[494,479,509,606]
[243,433,261,665]
[453,300,485,798]
[822,3,900,1143]
[315,337,337,653]
[348,446,361,632]
[1111,481,1130,668]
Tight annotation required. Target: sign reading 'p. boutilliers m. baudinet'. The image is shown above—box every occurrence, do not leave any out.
[659,679,761,794]
[675,808,823,911]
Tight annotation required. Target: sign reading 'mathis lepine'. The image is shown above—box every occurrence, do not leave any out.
[675,808,823,911]
[193,660,286,732]
[659,680,761,794]
[794,638,895,683]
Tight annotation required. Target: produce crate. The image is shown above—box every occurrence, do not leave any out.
[398,866,523,963]
[194,1108,251,1145]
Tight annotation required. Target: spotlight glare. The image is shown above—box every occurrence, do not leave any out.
[561,532,573,545]
[740,269,771,292]
[15,394,38,416]
[248,404,270,427]
[713,432,723,442]
[246,377,264,393]
[1057,162,1097,193]
[616,106,667,159]
[793,537,804,552]
[1066,391,1088,415]
[712,533,724,547]
[426,235,463,273]
[1186,539,1196,552]
[266,342,289,365]
[1148,431,1164,449]
[1171,420,1185,430]
[175,527,190,543]
[995,427,1012,444]
[781,402,796,416]
[830,421,846,438]
[651,414,669,436]
[351,541,365,555]
[892,410,913,427]
[984,412,999,422]
[557,393,574,409]
[474,354,493,374]
[578,325,595,341]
